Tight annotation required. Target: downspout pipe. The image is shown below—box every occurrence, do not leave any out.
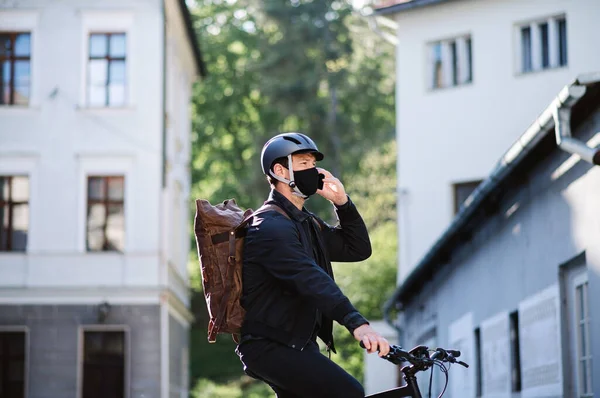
[553,84,600,165]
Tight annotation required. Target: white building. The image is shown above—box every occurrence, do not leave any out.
[0,1,205,397]
[361,0,600,394]
[375,0,600,281]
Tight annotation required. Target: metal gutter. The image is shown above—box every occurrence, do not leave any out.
[384,73,600,322]
[374,0,453,16]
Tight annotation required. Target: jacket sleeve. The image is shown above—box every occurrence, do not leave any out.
[244,213,367,328]
[316,196,372,262]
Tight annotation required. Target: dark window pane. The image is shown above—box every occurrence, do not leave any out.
[450,41,458,86]
[108,177,124,200]
[14,34,30,57]
[89,34,108,58]
[0,177,8,200]
[0,332,26,398]
[0,35,12,56]
[106,204,125,252]
[466,37,472,82]
[0,205,7,250]
[88,177,106,200]
[539,22,549,68]
[521,27,532,72]
[558,19,567,66]
[432,43,442,88]
[83,331,125,398]
[2,60,11,104]
[453,180,482,214]
[109,34,126,58]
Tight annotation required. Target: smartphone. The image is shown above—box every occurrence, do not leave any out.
[318,173,325,190]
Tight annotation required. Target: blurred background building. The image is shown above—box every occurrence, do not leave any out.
[0,1,205,397]
[364,0,600,395]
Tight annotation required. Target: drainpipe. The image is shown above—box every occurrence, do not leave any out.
[553,83,600,165]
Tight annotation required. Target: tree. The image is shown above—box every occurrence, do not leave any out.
[187,0,396,393]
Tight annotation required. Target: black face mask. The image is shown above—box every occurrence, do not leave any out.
[292,167,325,197]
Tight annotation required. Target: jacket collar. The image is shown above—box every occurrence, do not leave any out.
[267,189,310,222]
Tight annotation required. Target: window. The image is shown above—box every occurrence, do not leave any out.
[521,27,532,73]
[558,18,567,67]
[509,311,522,392]
[0,176,29,252]
[575,279,592,397]
[453,180,482,214]
[82,331,125,398]
[428,35,472,90]
[0,33,31,106]
[87,33,126,107]
[86,176,125,252]
[0,331,26,398]
[519,16,567,73]
[474,327,482,397]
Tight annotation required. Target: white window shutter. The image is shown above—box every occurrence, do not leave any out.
[530,23,542,71]
[456,37,469,84]
[441,41,453,87]
[548,18,560,68]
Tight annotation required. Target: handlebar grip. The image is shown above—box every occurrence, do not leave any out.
[360,341,366,349]
[447,349,461,358]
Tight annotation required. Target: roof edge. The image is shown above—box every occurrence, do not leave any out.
[386,73,600,311]
[177,0,207,77]
[374,0,453,15]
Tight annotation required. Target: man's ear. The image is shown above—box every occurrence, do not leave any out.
[273,163,287,178]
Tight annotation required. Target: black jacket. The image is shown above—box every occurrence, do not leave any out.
[240,189,371,352]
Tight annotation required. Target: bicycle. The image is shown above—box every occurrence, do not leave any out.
[362,343,469,398]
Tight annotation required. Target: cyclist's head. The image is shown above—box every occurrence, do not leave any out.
[260,132,324,195]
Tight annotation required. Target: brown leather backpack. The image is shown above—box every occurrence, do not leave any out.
[193,198,288,343]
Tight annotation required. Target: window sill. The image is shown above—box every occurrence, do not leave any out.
[77,106,136,113]
[427,80,474,93]
[515,65,568,77]
[0,106,40,114]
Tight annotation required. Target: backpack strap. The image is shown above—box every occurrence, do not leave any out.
[210,204,290,246]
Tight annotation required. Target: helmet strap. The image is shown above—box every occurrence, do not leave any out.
[268,154,308,199]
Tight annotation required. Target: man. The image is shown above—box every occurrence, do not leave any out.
[236,132,390,398]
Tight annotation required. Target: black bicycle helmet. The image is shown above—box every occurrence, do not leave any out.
[260,132,324,175]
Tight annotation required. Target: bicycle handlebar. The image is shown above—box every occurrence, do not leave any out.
[360,342,469,369]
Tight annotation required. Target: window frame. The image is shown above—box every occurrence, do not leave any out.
[516,14,567,75]
[0,11,38,109]
[426,33,473,91]
[0,326,29,398]
[0,32,32,106]
[77,155,133,253]
[573,273,593,398]
[87,32,127,108]
[86,175,125,252]
[509,311,522,392]
[0,175,30,252]
[77,325,130,398]
[474,327,483,397]
[452,180,482,215]
[80,11,134,109]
